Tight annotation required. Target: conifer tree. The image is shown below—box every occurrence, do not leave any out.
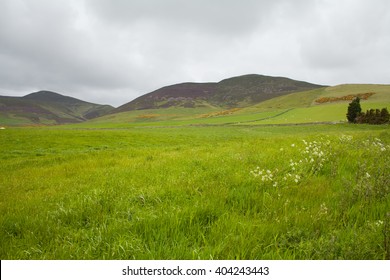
[346,97,362,123]
[380,108,390,124]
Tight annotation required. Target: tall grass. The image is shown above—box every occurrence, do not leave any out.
[0,124,389,259]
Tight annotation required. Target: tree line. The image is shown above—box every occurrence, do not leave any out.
[347,97,390,124]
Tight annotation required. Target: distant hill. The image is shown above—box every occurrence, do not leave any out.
[86,84,390,127]
[0,91,114,126]
[115,74,325,112]
[23,91,86,103]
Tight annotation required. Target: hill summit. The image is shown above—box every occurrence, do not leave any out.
[0,91,114,125]
[22,90,85,103]
[115,74,325,112]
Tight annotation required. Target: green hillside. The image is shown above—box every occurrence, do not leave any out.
[242,84,390,125]
[1,82,389,128]
[81,84,390,128]
[115,74,324,112]
[0,91,114,126]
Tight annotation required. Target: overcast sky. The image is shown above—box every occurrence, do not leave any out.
[0,0,389,106]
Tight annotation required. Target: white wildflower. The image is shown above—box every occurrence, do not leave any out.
[319,203,328,215]
[375,220,384,227]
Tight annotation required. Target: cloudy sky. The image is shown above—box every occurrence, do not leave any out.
[0,0,389,106]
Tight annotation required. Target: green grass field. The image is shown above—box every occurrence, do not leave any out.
[1,84,389,259]
[1,123,389,259]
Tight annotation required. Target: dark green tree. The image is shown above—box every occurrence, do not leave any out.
[356,107,390,124]
[346,97,362,123]
[367,109,375,123]
[380,108,390,124]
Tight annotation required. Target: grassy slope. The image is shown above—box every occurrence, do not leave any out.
[115,74,324,111]
[0,95,113,126]
[243,84,390,124]
[81,84,390,128]
[0,114,35,126]
[0,124,389,259]
[2,84,389,127]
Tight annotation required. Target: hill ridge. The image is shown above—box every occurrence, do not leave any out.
[22,90,89,104]
[115,74,325,112]
[0,90,114,126]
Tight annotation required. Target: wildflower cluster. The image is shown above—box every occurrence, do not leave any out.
[367,220,385,233]
[318,203,328,215]
[371,138,388,152]
[283,138,332,184]
[314,202,329,220]
[341,136,390,200]
[301,139,331,174]
[250,167,279,187]
[251,135,388,192]
[282,171,301,184]
[337,134,390,154]
[375,220,384,227]
[251,137,333,188]
[339,134,353,143]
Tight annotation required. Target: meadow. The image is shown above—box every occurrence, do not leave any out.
[0,123,389,259]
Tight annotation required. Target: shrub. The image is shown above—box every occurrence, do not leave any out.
[356,108,390,124]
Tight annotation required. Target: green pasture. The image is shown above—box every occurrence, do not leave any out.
[1,124,389,259]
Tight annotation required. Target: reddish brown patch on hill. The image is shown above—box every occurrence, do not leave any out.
[199,108,241,118]
[315,92,376,103]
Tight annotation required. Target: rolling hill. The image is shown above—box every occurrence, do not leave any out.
[0,91,114,126]
[115,74,325,112]
[84,84,390,128]
[1,75,389,127]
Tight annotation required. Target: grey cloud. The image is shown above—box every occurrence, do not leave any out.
[299,0,390,73]
[0,0,140,102]
[87,0,279,36]
[0,0,389,106]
